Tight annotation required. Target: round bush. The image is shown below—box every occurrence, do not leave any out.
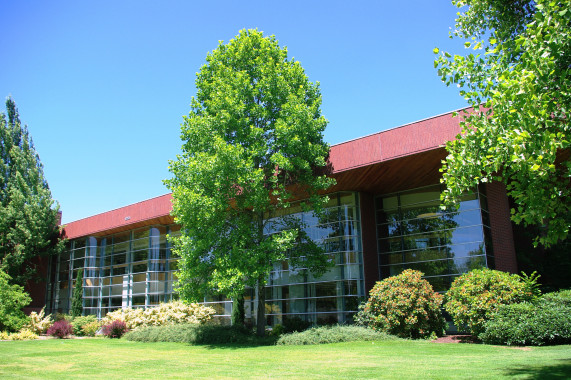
[358,269,445,339]
[47,320,74,339]
[444,268,527,336]
[102,320,128,338]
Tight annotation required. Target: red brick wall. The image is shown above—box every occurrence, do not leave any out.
[359,192,379,295]
[485,182,518,273]
[23,255,49,314]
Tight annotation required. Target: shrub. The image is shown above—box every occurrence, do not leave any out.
[358,269,446,339]
[444,268,528,336]
[101,301,216,330]
[81,321,101,337]
[276,325,396,346]
[480,296,571,346]
[23,307,53,334]
[541,289,571,307]
[124,324,275,345]
[0,269,32,332]
[47,320,74,339]
[282,316,312,333]
[102,320,128,338]
[71,315,98,336]
[9,329,38,341]
[0,331,10,340]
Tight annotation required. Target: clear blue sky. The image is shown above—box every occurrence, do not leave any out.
[0,0,468,224]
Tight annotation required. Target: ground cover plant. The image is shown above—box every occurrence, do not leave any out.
[356,269,446,338]
[124,324,276,345]
[276,325,396,345]
[1,338,570,378]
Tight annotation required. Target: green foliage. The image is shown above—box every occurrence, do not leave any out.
[542,289,571,306]
[444,268,527,336]
[358,269,446,339]
[123,324,276,345]
[282,316,312,333]
[435,0,571,247]
[81,321,101,337]
[231,295,244,327]
[165,29,335,336]
[0,269,31,332]
[0,97,64,285]
[276,325,396,346]
[101,301,216,330]
[480,291,571,346]
[520,271,542,301]
[71,315,97,336]
[22,307,53,334]
[71,268,83,318]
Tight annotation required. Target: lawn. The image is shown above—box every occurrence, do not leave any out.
[0,338,570,379]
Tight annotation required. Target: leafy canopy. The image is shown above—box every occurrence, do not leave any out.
[165,29,335,330]
[0,97,64,284]
[435,0,570,246]
[0,268,31,332]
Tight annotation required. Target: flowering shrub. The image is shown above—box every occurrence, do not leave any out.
[47,320,74,339]
[101,301,216,330]
[23,307,53,334]
[444,268,527,336]
[102,320,128,338]
[357,269,446,339]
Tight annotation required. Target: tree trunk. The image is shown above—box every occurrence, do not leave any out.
[256,280,266,336]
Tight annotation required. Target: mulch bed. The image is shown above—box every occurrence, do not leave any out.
[431,334,479,344]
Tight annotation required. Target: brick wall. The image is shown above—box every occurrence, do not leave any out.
[485,182,518,273]
[359,192,379,295]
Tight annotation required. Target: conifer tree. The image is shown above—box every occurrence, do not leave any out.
[71,268,83,317]
[0,97,64,285]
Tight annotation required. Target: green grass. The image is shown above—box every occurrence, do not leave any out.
[0,338,570,379]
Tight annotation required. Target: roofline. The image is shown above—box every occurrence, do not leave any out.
[330,107,466,148]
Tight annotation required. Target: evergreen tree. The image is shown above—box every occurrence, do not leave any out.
[0,97,64,285]
[71,268,83,317]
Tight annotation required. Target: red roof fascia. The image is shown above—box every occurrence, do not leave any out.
[62,111,463,239]
[328,111,462,173]
[63,193,173,239]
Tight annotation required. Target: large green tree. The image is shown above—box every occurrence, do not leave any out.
[165,29,335,335]
[0,98,64,285]
[435,0,570,246]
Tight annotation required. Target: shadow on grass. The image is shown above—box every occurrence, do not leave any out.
[503,359,571,379]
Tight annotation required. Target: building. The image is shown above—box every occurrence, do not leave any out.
[41,110,518,324]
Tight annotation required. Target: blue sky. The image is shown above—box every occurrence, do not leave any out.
[0,1,468,224]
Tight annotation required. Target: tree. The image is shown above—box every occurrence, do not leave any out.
[0,97,64,285]
[435,0,570,247]
[71,268,83,317]
[165,29,335,336]
[0,268,31,332]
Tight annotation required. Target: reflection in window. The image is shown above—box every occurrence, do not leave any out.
[376,185,492,292]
